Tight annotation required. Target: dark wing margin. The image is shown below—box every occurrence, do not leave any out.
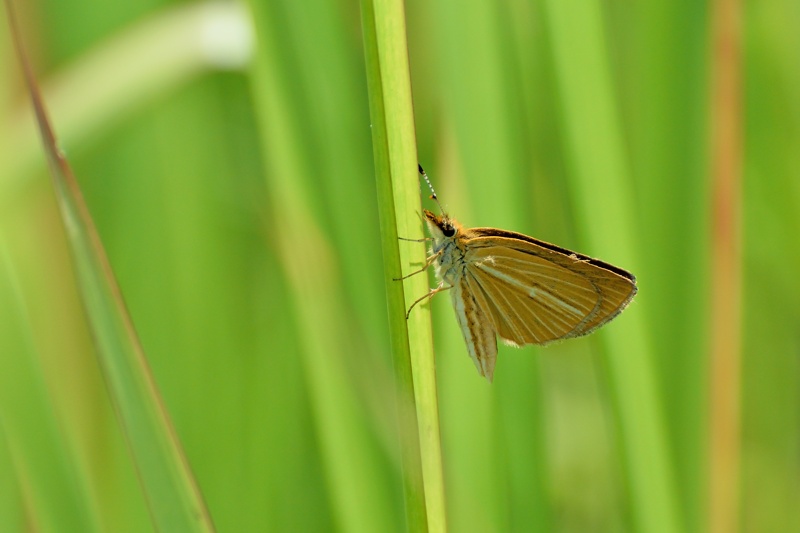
[468,227,637,283]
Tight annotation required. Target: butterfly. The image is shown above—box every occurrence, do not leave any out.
[406,166,638,382]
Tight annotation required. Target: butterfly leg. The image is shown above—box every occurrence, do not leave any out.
[396,236,433,270]
[405,282,452,319]
[393,249,442,281]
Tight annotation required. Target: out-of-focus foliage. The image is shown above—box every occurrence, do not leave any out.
[0,1,797,532]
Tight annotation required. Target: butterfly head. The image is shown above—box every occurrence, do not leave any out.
[423,209,460,242]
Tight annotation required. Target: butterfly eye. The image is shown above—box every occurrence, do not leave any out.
[442,225,456,237]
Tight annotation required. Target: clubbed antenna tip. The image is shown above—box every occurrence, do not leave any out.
[418,164,447,216]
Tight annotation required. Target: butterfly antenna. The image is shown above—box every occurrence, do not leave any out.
[418,164,447,216]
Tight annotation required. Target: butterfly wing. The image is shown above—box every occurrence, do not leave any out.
[463,230,637,346]
[451,276,499,381]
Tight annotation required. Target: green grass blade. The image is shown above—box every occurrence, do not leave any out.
[3,2,214,530]
[361,0,449,530]
[0,243,100,532]
[246,1,401,531]
[630,3,709,530]
[542,1,683,532]
[0,425,24,531]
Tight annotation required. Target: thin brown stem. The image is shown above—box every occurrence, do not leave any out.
[707,0,742,531]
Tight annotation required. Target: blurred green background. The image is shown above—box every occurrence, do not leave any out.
[1,0,798,532]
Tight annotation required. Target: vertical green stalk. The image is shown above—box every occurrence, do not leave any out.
[542,1,682,533]
[361,0,447,530]
[247,1,399,531]
[631,3,709,530]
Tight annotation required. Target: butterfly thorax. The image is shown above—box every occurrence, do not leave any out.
[423,210,469,285]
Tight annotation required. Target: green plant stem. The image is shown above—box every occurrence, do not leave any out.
[361,0,447,530]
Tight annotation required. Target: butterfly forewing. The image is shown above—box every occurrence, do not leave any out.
[466,245,600,344]
[464,231,637,344]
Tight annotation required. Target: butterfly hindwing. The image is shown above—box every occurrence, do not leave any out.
[451,277,498,381]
